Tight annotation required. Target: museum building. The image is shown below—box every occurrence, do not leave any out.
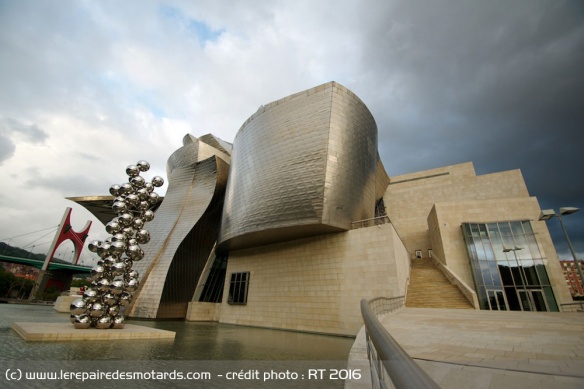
[74,82,572,336]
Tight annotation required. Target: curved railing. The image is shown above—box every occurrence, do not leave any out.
[361,297,440,389]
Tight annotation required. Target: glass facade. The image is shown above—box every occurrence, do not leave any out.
[462,221,558,312]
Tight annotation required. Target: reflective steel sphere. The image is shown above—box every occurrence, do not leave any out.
[125,278,139,293]
[124,269,139,281]
[82,288,99,303]
[89,302,106,318]
[112,315,125,329]
[88,240,101,253]
[73,314,92,329]
[96,278,111,293]
[96,242,111,258]
[151,176,164,187]
[125,244,142,261]
[110,279,125,295]
[101,292,117,306]
[103,255,117,267]
[118,291,132,306]
[123,258,133,271]
[111,233,127,243]
[70,298,87,315]
[118,213,133,227]
[95,315,113,329]
[135,229,150,244]
[112,201,128,214]
[110,241,126,255]
[111,261,126,277]
[125,193,139,207]
[122,227,135,237]
[148,192,159,205]
[142,209,154,222]
[132,218,144,230]
[137,160,150,172]
[120,183,133,195]
[109,184,121,196]
[137,187,149,200]
[105,220,122,234]
[89,264,106,281]
[130,176,145,188]
[126,165,140,177]
[107,304,121,317]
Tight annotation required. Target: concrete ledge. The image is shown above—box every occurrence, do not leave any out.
[186,301,221,321]
[12,322,175,342]
[54,295,81,312]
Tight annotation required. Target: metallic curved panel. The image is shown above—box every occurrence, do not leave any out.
[375,154,390,202]
[218,82,379,252]
[167,133,231,176]
[199,133,233,157]
[128,135,230,319]
[67,196,163,225]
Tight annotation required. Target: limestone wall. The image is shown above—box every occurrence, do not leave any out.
[427,198,572,305]
[217,223,410,336]
[384,162,530,258]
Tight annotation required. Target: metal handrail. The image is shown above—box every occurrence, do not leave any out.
[361,298,440,389]
[352,216,390,229]
[560,301,584,312]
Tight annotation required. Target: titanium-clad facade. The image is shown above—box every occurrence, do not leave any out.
[70,81,571,331]
[218,82,381,252]
[127,134,230,319]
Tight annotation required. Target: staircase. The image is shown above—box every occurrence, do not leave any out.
[406,259,473,309]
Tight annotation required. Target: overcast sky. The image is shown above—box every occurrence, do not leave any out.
[0,0,582,265]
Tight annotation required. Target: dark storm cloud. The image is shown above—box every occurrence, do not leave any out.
[0,0,582,260]
[0,118,48,164]
[354,1,584,257]
[23,169,106,197]
[0,134,16,163]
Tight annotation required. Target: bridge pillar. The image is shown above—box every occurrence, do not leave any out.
[29,207,91,301]
[28,270,73,300]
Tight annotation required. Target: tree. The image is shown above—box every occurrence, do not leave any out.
[0,267,18,297]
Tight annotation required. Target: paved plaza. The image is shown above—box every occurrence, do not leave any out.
[347,308,584,388]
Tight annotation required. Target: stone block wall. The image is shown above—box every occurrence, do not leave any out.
[384,162,530,258]
[216,223,410,336]
[427,198,572,305]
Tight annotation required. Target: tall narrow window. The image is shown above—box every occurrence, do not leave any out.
[228,272,250,305]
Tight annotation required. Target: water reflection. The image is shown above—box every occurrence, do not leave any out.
[1,304,353,361]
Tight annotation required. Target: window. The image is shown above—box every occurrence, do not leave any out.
[228,272,250,305]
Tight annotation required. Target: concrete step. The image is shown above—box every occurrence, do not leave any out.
[407,259,473,309]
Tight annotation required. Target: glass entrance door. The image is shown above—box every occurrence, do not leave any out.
[486,290,508,310]
[517,289,548,312]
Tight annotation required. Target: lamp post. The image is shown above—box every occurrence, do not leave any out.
[503,246,531,311]
[539,207,584,292]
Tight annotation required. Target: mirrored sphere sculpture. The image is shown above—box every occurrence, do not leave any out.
[69,160,163,329]
[73,314,92,329]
